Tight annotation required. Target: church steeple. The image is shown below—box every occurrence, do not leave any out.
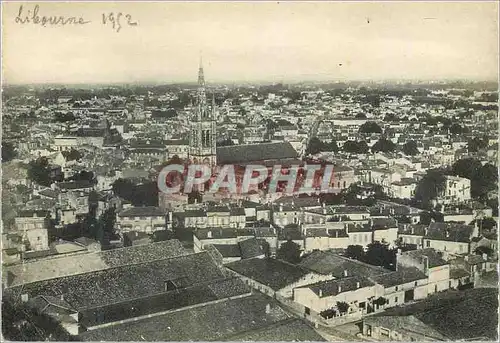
[198,54,205,87]
[188,57,217,168]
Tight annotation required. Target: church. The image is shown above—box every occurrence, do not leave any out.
[188,60,301,168]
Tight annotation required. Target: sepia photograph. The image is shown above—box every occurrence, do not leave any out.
[1,1,499,341]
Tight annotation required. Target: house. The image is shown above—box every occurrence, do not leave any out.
[346,223,373,247]
[4,240,188,287]
[371,218,398,246]
[14,210,50,252]
[397,248,451,294]
[293,276,378,318]
[422,222,475,255]
[303,227,350,252]
[116,206,166,234]
[361,288,498,341]
[225,258,333,298]
[370,267,429,306]
[438,175,471,204]
[362,315,448,341]
[397,224,426,248]
[390,178,417,199]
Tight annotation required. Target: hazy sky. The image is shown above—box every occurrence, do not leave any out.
[2,1,499,84]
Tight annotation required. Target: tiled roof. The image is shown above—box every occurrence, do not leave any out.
[79,277,250,328]
[398,224,427,236]
[216,142,298,164]
[212,244,241,257]
[370,267,427,288]
[238,238,264,259]
[195,228,238,240]
[118,206,165,218]
[302,276,375,297]
[372,217,398,230]
[5,251,224,311]
[299,250,388,278]
[79,293,291,341]
[16,210,49,218]
[400,248,448,268]
[226,318,326,341]
[425,222,474,243]
[364,315,447,340]
[5,240,188,286]
[226,258,310,291]
[57,180,94,190]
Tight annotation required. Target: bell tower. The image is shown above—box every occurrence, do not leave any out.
[189,56,217,167]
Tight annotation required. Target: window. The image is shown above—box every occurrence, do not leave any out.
[305,307,311,315]
[414,281,418,286]
[426,241,430,248]
[395,297,398,303]
[395,286,398,291]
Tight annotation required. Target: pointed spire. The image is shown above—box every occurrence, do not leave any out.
[198,51,205,87]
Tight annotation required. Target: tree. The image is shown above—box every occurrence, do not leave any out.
[336,301,350,314]
[306,137,324,156]
[449,123,468,135]
[468,136,488,153]
[384,113,398,122]
[61,148,83,161]
[359,121,382,134]
[1,142,17,162]
[345,245,364,260]
[450,159,497,200]
[371,138,396,153]
[218,138,235,147]
[403,140,419,156]
[364,241,396,270]
[277,240,301,264]
[54,111,76,122]
[343,141,369,154]
[474,246,494,257]
[373,297,388,307]
[414,169,447,207]
[27,157,51,187]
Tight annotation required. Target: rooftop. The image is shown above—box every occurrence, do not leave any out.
[226,258,310,290]
[300,276,375,297]
[118,206,166,218]
[79,293,291,341]
[5,251,224,311]
[5,239,188,286]
[299,250,388,278]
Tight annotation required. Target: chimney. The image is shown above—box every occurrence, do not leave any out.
[411,226,414,235]
[168,212,173,222]
[482,253,488,261]
[135,231,138,237]
[60,294,64,301]
[424,227,429,236]
[356,281,360,289]
[279,203,283,212]
[265,303,271,314]
[338,285,342,293]
[343,270,348,277]
[445,230,450,238]
[207,231,212,238]
[319,289,323,297]
[464,255,469,262]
